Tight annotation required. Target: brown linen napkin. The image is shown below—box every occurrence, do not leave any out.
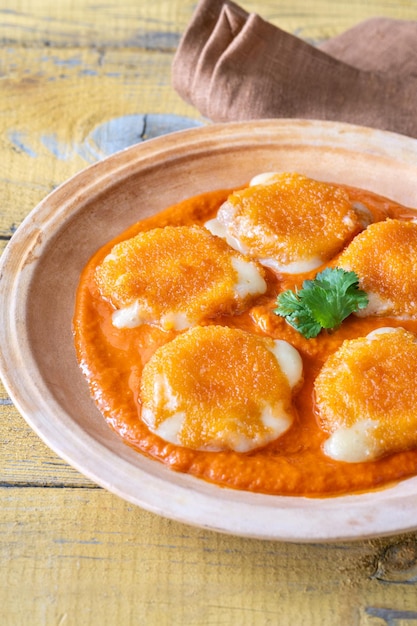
[172,0,417,138]
[319,17,417,77]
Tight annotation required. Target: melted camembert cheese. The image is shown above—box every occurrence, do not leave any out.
[337,219,417,318]
[96,225,266,331]
[315,327,417,462]
[206,173,370,273]
[140,325,302,452]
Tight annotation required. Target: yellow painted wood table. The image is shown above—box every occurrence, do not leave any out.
[2,1,417,624]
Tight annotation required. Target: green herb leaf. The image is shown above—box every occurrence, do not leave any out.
[273,268,369,339]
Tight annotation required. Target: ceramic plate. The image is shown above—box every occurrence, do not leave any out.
[2,119,417,542]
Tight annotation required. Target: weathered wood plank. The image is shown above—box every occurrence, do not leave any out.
[0,381,93,486]
[0,47,201,238]
[1,487,417,626]
[2,0,416,47]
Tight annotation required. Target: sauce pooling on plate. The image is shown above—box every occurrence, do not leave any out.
[73,173,417,496]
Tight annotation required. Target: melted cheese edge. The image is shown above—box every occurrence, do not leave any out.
[142,339,302,452]
[206,172,372,274]
[322,328,401,463]
[111,255,266,330]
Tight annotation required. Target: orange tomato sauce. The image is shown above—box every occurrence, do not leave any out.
[73,184,417,497]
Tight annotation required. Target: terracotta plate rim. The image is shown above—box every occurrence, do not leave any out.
[2,119,417,542]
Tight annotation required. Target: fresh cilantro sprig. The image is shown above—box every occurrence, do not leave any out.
[273,267,369,339]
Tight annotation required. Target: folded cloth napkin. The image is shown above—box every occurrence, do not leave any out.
[172,0,417,138]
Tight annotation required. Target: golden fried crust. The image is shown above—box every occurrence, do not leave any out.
[217,173,364,269]
[315,328,417,461]
[95,225,266,329]
[337,219,417,317]
[140,326,301,452]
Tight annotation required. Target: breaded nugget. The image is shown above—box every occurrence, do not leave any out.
[206,173,369,273]
[315,328,417,462]
[140,325,302,452]
[95,225,266,330]
[337,219,417,318]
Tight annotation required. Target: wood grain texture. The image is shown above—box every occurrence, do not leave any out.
[2,0,417,46]
[1,488,417,626]
[0,47,201,240]
[2,1,417,624]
